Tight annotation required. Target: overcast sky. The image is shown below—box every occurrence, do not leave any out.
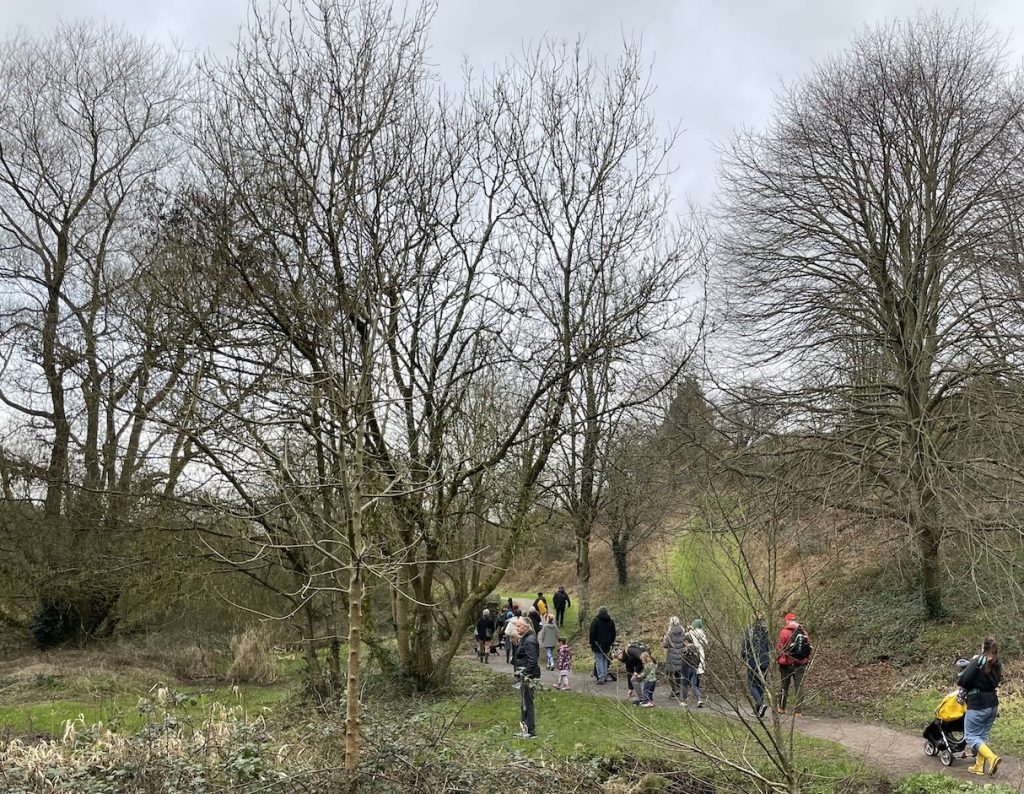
[6,0,1024,207]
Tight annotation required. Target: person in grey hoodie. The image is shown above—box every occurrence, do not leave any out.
[662,616,687,700]
[538,613,559,670]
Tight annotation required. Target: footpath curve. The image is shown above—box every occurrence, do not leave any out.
[482,640,1021,784]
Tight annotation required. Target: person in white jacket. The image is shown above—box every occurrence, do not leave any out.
[503,609,521,664]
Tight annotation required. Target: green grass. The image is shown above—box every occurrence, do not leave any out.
[449,682,883,793]
[0,683,289,736]
[499,591,580,637]
[665,526,753,626]
[894,772,1019,793]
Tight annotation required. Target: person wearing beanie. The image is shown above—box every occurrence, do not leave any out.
[533,592,548,617]
[776,611,813,714]
[588,606,617,684]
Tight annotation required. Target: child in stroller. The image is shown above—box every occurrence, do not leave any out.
[922,659,969,767]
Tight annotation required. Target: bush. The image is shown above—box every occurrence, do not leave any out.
[30,591,117,649]
[170,643,222,680]
[228,625,279,684]
[29,600,78,649]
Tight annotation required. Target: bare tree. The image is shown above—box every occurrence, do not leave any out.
[0,21,192,637]
[490,38,700,630]
[719,12,1024,618]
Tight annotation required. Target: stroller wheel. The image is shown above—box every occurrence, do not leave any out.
[939,750,953,767]
[923,741,937,757]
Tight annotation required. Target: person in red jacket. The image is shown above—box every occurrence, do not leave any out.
[776,612,813,715]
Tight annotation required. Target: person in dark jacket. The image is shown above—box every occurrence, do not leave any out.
[960,635,1002,776]
[776,612,813,714]
[512,618,541,738]
[662,616,687,700]
[528,607,542,633]
[589,606,617,684]
[475,609,495,663]
[552,586,571,626]
[741,613,771,718]
[614,643,646,701]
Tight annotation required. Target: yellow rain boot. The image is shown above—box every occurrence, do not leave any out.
[978,744,1001,777]
[967,751,986,775]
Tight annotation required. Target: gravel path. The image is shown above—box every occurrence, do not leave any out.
[481,629,1021,785]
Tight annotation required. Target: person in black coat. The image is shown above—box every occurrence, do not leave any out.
[475,608,495,663]
[741,613,771,717]
[552,586,571,627]
[511,618,541,738]
[588,606,617,684]
[613,643,646,701]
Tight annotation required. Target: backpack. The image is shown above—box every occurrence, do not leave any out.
[786,626,811,660]
[682,641,700,668]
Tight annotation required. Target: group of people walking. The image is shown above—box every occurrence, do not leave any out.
[587,606,812,713]
[480,594,576,739]
[479,595,1005,775]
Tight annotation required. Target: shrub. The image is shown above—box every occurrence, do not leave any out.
[170,643,222,680]
[228,625,279,684]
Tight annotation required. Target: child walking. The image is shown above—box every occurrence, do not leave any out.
[633,651,657,707]
[555,637,573,690]
[538,614,559,670]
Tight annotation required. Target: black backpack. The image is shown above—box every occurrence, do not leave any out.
[626,642,649,662]
[682,641,700,668]
[786,626,811,660]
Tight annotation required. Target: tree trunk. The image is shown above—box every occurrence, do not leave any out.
[302,602,327,698]
[611,534,629,586]
[344,560,363,787]
[393,566,412,669]
[575,532,591,630]
[915,488,945,619]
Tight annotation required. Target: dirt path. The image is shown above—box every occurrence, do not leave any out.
[481,629,1022,785]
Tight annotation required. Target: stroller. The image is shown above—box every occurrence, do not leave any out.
[922,659,969,767]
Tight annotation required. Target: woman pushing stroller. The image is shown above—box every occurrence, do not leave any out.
[959,635,1002,777]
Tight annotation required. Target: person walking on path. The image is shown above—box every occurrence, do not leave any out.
[555,637,573,690]
[741,613,771,718]
[680,623,705,707]
[662,616,687,701]
[960,635,1002,776]
[552,586,571,627]
[512,617,541,739]
[533,592,548,617]
[475,609,494,663]
[589,606,617,684]
[504,608,520,664]
[528,606,542,633]
[538,614,559,670]
[776,612,813,715]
